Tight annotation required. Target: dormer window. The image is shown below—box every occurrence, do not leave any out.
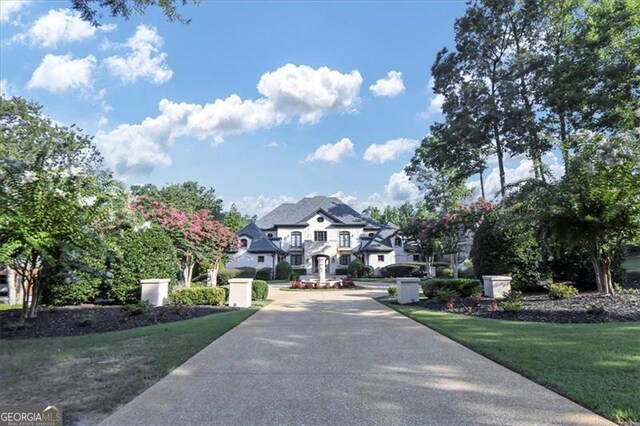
[368,233,374,237]
[267,233,273,238]
[317,217,324,223]
[240,238,248,248]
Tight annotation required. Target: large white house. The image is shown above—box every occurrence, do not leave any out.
[229,196,420,276]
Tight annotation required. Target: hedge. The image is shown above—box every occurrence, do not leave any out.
[168,287,226,306]
[252,280,269,300]
[381,263,424,278]
[256,267,273,281]
[421,278,482,298]
[292,268,307,276]
[347,259,365,278]
[275,261,292,280]
[335,267,349,275]
[218,267,257,286]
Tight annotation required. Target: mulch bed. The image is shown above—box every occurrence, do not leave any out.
[0,304,239,339]
[422,292,640,323]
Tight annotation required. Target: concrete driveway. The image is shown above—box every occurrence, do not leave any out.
[102,286,612,425]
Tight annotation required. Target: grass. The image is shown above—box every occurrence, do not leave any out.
[379,298,640,424]
[0,304,21,311]
[279,286,366,291]
[0,301,268,424]
[354,278,396,283]
[623,254,640,273]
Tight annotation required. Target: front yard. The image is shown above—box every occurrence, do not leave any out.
[0,302,267,424]
[380,299,640,424]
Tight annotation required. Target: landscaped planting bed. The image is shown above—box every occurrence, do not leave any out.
[0,304,239,339]
[419,292,640,323]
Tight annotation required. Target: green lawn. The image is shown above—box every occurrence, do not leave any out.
[380,299,640,424]
[624,255,640,273]
[0,302,268,424]
[0,304,21,311]
[279,286,366,291]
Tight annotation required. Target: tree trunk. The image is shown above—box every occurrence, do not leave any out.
[451,252,459,279]
[183,257,195,288]
[207,263,219,287]
[590,254,614,294]
[494,129,507,198]
[479,171,485,199]
[559,112,569,173]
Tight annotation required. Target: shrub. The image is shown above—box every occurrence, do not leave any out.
[168,287,226,306]
[458,266,475,279]
[347,259,365,278]
[255,267,272,281]
[387,285,398,297]
[363,265,374,278]
[335,267,349,275]
[76,312,95,327]
[434,288,459,302]
[122,301,154,316]
[108,226,179,304]
[381,263,422,278]
[217,267,257,286]
[252,280,269,300]
[289,271,301,281]
[471,208,542,291]
[421,278,482,298]
[548,283,579,299]
[501,290,523,312]
[435,266,453,278]
[292,268,307,276]
[275,261,292,280]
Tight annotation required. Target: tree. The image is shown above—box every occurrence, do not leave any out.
[544,130,640,294]
[224,203,252,232]
[71,0,200,26]
[131,181,223,219]
[0,97,107,319]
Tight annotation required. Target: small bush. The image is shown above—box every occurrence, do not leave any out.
[587,304,606,315]
[289,271,301,281]
[548,283,579,299]
[168,287,226,306]
[275,261,292,280]
[218,267,257,286]
[76,312,95,327]
[122,301,154,316]
[252,280,269,300]
[501,290,523,312]
[387,285,398,297]
[255,267,273,281]
[335,267,349,275]
[363,265,374,278]
[292,268,307,276]
[434,288,459,302]
[458,266,475,279]
[381,263,422,278]
[347,259,365,278]
[421,278,482,298]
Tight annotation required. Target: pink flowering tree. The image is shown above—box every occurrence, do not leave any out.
[135,201,238,287]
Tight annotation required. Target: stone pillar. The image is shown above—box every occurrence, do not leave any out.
[396,278,420,304]
[482,275,512,298]
[318,257,326,283]
[229,278,253,308]
[140,279,170,307]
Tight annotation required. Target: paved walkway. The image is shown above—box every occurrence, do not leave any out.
[102,287,612,425]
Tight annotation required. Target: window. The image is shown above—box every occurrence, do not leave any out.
[395,237,402,247]
[314,231,327,242]
[267,233,273,238]
[317,216,324,223]
[377,255,385,262]
[413,254,421,261]
[258,256,265,263]
[290,254,303,266]
[339,254,351,265]
[240,238,248,248]
[291,231,302,248]
[368,233,375,237]
[339,231,350,247]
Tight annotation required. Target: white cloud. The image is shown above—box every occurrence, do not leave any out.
[231,195,297,217]
[384,170,420,202]
[27,54,96,93]
[0,0,30,23]
[105,25,173,84]
[257,64,362,124]
[267,141,281,148]
[97,64,362,176]
[419,93,445,119]
[0,79,10,97]
[363,138,418,164]
[468,152,564,199]
[369,70,405,97]
[304,137,355,163]
[13,9,114,48]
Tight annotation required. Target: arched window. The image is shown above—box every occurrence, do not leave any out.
[291,232,302,248]
[240,238,248,248]
[339,231,350,247]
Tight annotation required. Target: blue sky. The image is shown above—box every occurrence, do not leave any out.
[2,0,555,217]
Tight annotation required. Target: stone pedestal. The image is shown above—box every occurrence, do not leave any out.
[318,257,327,283]
[482,275,512,298]
[140,279,170,307]
[229,278,253,308]
[396,278,421,304]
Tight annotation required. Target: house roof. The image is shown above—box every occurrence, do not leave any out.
[237,222,284,253]
[354,223,399,253]
[255,196,382,229]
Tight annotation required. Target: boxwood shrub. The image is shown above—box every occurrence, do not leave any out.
[335,267,349,275]
[217,267,257,286]
[275,261,292,280]
[381,263,424,278]
[256,267,273,281]
[168,286,226,306]
[421,278,482,298]
[347,259,365,278]
[252,279,269,300]
[292,268,307,276]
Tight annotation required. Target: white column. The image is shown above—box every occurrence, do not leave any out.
[396,277,420,304]
[140,279,170,307]
[318,257,326,283]
[229,278,253,308]
[482,275,512,298]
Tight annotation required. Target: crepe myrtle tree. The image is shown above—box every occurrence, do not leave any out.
[136,201,238,287]
[544,129,640,294]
